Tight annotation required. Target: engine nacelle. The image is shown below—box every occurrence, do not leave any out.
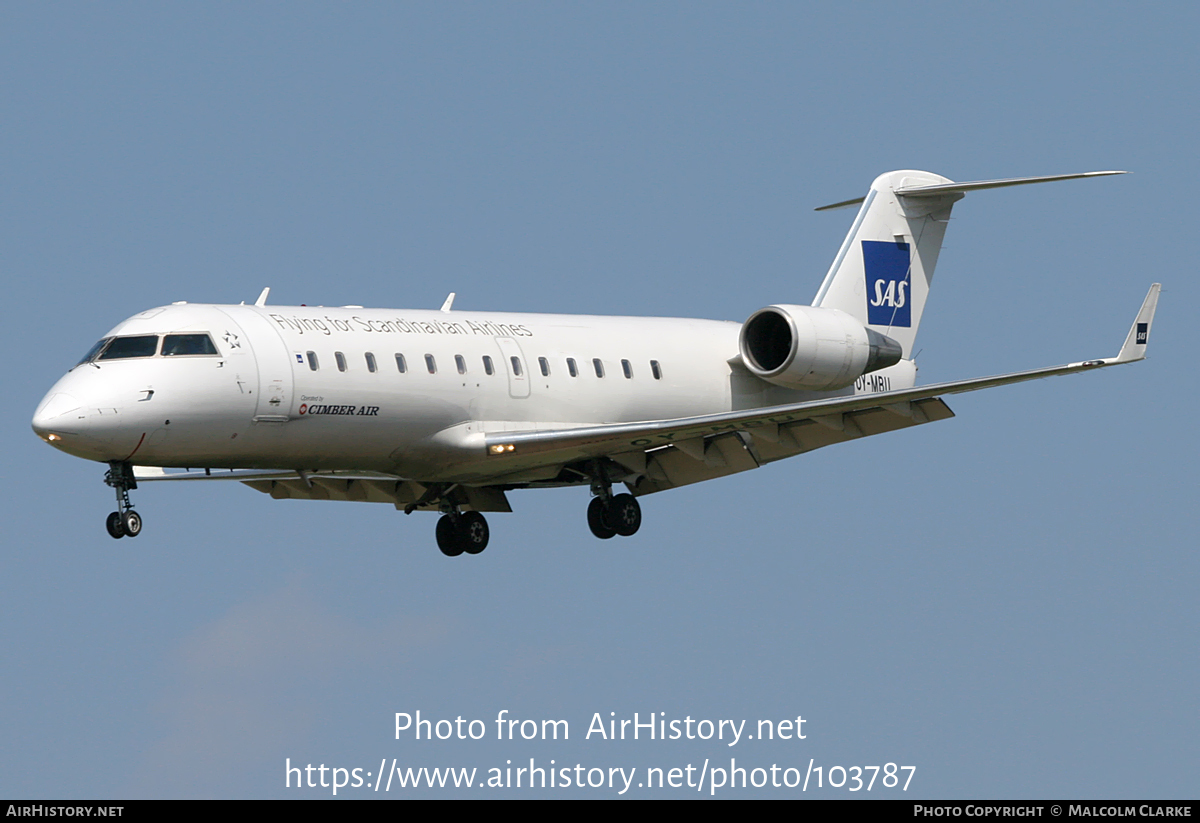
[738,304,902,391]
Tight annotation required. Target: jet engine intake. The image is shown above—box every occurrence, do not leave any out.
[738,304,902,391]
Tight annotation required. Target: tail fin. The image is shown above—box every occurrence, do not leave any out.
[811,169,1125,359]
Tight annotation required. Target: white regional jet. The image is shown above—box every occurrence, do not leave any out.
[32,170,1159,557]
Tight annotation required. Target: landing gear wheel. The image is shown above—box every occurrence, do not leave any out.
[121,510,142,538]
[436,515,464,557]
[587,497,616,540]
[103,462,141,540]
[106,512,125,539]
[459,511,489,555]
[609,493,642,536]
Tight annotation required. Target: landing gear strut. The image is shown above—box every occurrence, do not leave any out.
[103,461,142,539]
[586,462,642,540]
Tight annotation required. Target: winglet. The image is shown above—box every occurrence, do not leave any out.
[255,287,271,307]
[440,292,456,313]
[1114,283,1161,363]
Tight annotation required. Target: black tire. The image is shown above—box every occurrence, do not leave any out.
[587,496,616,540]
[609,493,642,537]
[122,510,142,538]
[436,515,464,557]
[106,511,125,539]
[459,511,489,555]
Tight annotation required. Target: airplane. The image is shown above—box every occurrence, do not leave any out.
[31,169,1159,557]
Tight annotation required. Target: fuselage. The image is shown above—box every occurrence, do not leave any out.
[32,302,916,483]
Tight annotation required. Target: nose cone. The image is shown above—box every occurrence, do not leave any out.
[32,371,143,462]
[32,391,84,442]
[33,391,81,427]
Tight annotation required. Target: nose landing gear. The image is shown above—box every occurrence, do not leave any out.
[103,461,142,539]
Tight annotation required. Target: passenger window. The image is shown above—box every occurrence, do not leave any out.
[395,353,407,373]
[593,358,605,378]
[365,352,377,373]
[307,351,319,371]
[483,355,494,375]
[335,352,347,372]
[510,356,523,376]
[425,354,437,374]
[97,335,159,360]
[161,334,219,356]
[539,357,550,377]
[455,354,467,375]
[621,359,633,379]
[567,357,578,377]
[651,360,662,380]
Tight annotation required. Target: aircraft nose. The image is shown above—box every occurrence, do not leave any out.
[31,391,83,441]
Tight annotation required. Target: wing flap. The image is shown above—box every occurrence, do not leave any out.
[631,398,954,496]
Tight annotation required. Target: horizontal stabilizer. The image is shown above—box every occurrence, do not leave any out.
[815,170,1126,211]
[894,170,1126,198]
[814,196,869,212]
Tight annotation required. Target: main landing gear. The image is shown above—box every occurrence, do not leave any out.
[103,461,142,539]
[586,463,641,540]
[405,484,490,558]
[435,510,490,557]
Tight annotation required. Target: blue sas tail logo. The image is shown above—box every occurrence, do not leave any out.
[863,240,912,327]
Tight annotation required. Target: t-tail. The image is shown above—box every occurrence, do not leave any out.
[811,169,1126,360]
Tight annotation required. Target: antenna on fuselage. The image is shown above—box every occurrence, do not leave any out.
[440,292,456,312]
[255,287,270,307]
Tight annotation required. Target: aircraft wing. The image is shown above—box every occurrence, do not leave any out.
[483,284,1160,491]
[131,467,402,482]
[130,466,515,513]
[132,284,1157,502]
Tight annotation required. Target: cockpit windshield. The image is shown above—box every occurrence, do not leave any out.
[161,334,219,356]
[75,332,221,368]
[76,338,112,366]
[97,335,160,360]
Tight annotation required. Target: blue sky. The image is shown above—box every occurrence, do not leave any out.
[2,3,1195,798]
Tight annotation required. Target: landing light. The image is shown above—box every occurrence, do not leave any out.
[489,444,515,455]
[45,433,62,442]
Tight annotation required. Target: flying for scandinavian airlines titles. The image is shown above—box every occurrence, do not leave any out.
[32,169,1159,556]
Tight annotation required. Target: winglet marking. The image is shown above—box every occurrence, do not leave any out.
[1114,283,1161,363]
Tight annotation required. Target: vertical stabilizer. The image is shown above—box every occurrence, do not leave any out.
[812,170,962,359]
